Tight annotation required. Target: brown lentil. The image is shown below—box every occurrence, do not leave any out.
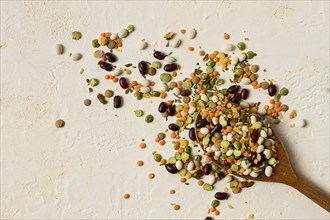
[93,50,104,58]
[280,104,289,112]
[148,173,155,179]
[169,189,176,194]
[148,67,157,76]
[251,64,259,73]
[249,73,258,81]
[84,99,91,106]
[157,132,166,140]
[123,193,130,199]
[169,82,177,89]
[55,119,65,128]
[260,82,269,90]
[173,204,180,211]
[107,40,116,49]
[105,89,114,98]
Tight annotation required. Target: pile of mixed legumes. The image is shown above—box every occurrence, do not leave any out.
[55,25,306,219]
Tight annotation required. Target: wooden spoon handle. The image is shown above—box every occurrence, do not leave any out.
[290,176,330,212]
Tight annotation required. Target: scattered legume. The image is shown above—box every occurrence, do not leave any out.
[55,119,65,128]
[71,31,81,40]
[145,114,154,123]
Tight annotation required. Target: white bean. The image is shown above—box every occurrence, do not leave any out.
[141,79,150,87]
[231,56,239,66]
[260,130,267,138]
[256,145,265,153]
[227,133,233,142]
[187,161,195,171]
[214,151,221,157]
[296,118,306,128]
[226,149,233,157]
[241,160,248,169]
[201,94,208,102]
[243,168,252,175]
[224,43,235,51]
[211,145,218,152]
[164,56,176,63]
[110,33,118,40]
[200,127,209,135]
[140,86,151,93]
[138,40,148,50]
[172,87,180,95]
[188,107,196,114]
[55,44,64,55]
[267,128,273,136]
[222,135,227,141]
[250,116,257,124]
[258,108,267,116]
[242,125,248,131]
[171,39,181,48]
[188,28,197,39]
[113,69,123,76]
[207,175,216,185]
[240,101,249,108]
[241,78,251,85]
[263,149,272,159]
[223,175,232,183]
[250,171,259,178]
[212,117,219,125]
[175,160,183,170]
[118,29,129,38]
[159,82,168,92]
[206,147,213,153]
[238,53,246,62]
[212,96,219,103]
[70,53,82,61]
[265,166,273,177]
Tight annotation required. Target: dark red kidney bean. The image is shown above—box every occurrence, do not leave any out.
[189,127,196,141]
[251,129,259,143]
[119,77,128,89]
[205,217,213,220]
[230,93,241,103]
[168,123,179,131]
[210,124,222,135]
[214,192,228,200]
[180,89,191,96]
[203,164,212,175]
[105,52,117,62]
[165,164,178,174]
[228,85,240,94]
[153,51,166,60]
[196,119,208,128]
[268,84,277,96]
[138,61,148,75]
[113,96,122,108]
[240,88,249,100]
[158,102,167,113]
[164,63,177,72]
[98,61,112,71]
[167,105,175,116]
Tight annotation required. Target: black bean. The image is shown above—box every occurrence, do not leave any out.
[153,51,166,60]
[98,61,112,71]
[210,124,222,135]
[180,89,191,96]
[214,192,228,200]
[167,105,176,116]
[105,52,117,62]
[203,164,212,175]
[138,61,148,75]
[158,102,167,113]
[196,118,208,128]
[113,96,122,108]
[268,84,277,96]
[228,85,240,94]
[189,127,196,141]
[119,77,128,89]
[205,217,213,220]
[240,88,249,100]
[164,63,177,72]
[168,123,179,131]
[165,164,178,174]
[251,129,259,143]
[230,93,241,103]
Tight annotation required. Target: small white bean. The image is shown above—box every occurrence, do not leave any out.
[113,69,123,76]
[188,107,196,114]
[212,117,219,125]
[188,28,197,39]
[206,147,213,153]
[200,127,209,135]
[214,151,221,157]
[250,171,259,178]
[159,82,168,92]
[256,145,265,153]
[243,168,252,175]
[222,135,227,141]
[241,160,248,169]
[269,139,275,145]
[224,175,232,183]
[55,44,64,55]
[241,78,251,85]
[296,118,307,128]
[140,86,151,93]
[231,56,239,66]
[226,149,233,157]
[164,56,176,63]
[118,29,129,38]
[263,149,272,159]
[258,108,267,116]
[265,166,273,177]
[227,133,233,142]
[70,53,82,61]
[175,160,183,170]
[207,175,216,185]
[238,53,246,62]
[201,94,208,102]
[171,39,181,48]
[110,33,118,40]
[251,116,257,124]
[172,87,180,95]
[212,96,219,103]
[211,145,218,152]
[141,79,150,87]
[260,130,267,138]
[240,101,249,108]
[267,128,273,136]
[242,125,248,131]
[224,43,235,51]
[187,161,195,171]
[138,40,148,50]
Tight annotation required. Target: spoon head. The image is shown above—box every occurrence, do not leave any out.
[194,109,296,183]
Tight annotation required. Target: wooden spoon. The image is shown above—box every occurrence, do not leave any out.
[194,112,330,212]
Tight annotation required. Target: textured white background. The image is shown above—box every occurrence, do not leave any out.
[1,1,329,219]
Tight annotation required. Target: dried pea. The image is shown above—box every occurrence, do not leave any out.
[203,183,213,191]
[280,88,289,96]
[160,73,171,83]
[211,200,220,208]
[71,31,81,40]
[237,42,246,50]
[151,61,161,69]
[246,51,255,59]
[92,39,100,48]
[145,114,154,123]
[126,24,135,33]
[105,89,113,98]
[154,153,162,162]
[88,78,99,87]
[134,110,143,117]
[157,133,166,140]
